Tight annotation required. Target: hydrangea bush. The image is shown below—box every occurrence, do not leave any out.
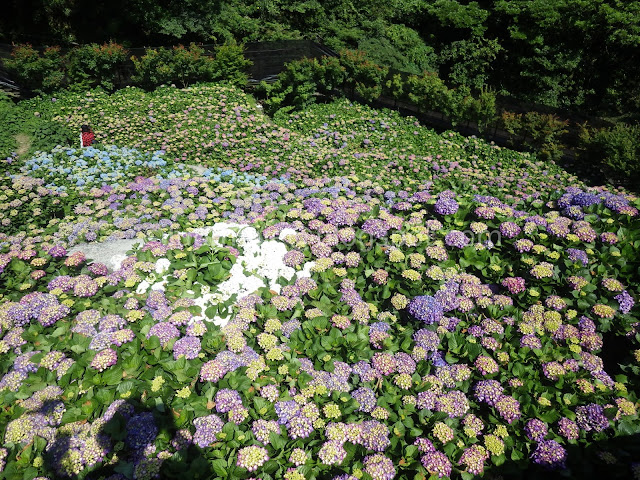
[21,145,187,191]
[0,84,639,480]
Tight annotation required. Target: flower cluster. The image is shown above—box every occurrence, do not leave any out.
[0,83,639,480]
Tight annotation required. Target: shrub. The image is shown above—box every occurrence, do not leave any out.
[4,44,64,94]
[580,123,640,182]
[339,49,388,103]
[501,111,569,161]
[316,56,346,97]
[130,44,210,89]
[131,43,251,89]
[169,44,217,88]
[131,47,177,88]
[523,112,569,160]
[260,50,493,130]
[259,55,348,115]
[65,42,129,91]
[0,91,17,159]
[132,45,195,89]
[464,87,498,132]
[260,58,321,115]
[210,44,252,87]
[405,71,451,114]
[28,119,77,152]
[501,111,523,139]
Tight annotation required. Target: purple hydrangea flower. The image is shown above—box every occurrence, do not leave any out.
[39,304,70,327]
[430,351,448,367]
[571,192,601,207]
[215,389,243,413]
[90,348,117,371]
[615,290,634,314]
[525,418,549,441]
[567,248,588,266]
[352,387,377,413]
[459,444,489,475]
[421,451,452,478]
[444,230,470,248]
[48,245,67,258]
[413,329,440,351]
[147,322,180,347]
[557,417,579,440]
[193,414,224,448]
[494,395,521,423]
[363,453,395,480]
[576,403,609,432]
[126,412,158,450]
[531,440,567,470]
[362,219,390,239]
[173,336,201,360]
[499,221,521,238]
[359,420,390,452]
[408,296,444,325]
[434,198,459,215]
[88,262,109,276]
[318,440,347,466]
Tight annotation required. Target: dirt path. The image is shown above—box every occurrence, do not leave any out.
[15,133,31,159]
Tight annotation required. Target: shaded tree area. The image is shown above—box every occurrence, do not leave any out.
[2,0,639,118]
[0,0,224,45]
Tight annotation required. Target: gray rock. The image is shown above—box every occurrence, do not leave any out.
[68,238,143,272]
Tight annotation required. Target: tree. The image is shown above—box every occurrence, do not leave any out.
[439,37,502,92]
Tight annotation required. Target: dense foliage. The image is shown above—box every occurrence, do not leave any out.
[578,124,640,185]
[2,0,639,117]
[0,84,639,480]
[130,44,251,89]
[4,43,251,94]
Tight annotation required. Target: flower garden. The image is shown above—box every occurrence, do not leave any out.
[0,83,639,480]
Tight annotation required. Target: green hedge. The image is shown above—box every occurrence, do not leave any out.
[3,42,252,94]
[131,43,251,89]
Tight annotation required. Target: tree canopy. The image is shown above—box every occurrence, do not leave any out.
[2,0,639,117]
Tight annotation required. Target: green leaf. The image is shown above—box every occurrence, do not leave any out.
[269,432,286,450]
[320,335,335,350]
[103,367,123,385]
[444,353,458,364]
[147,336,160,349]
[51,326,67,337]
[117,380,134,393]
[211,459,227,477]
[262,460,278,474]
[205,305,217,319]
[617,419,640,436]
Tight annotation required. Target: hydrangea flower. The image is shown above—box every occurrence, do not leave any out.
[408,296,443,324]
[236,446,269,472]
